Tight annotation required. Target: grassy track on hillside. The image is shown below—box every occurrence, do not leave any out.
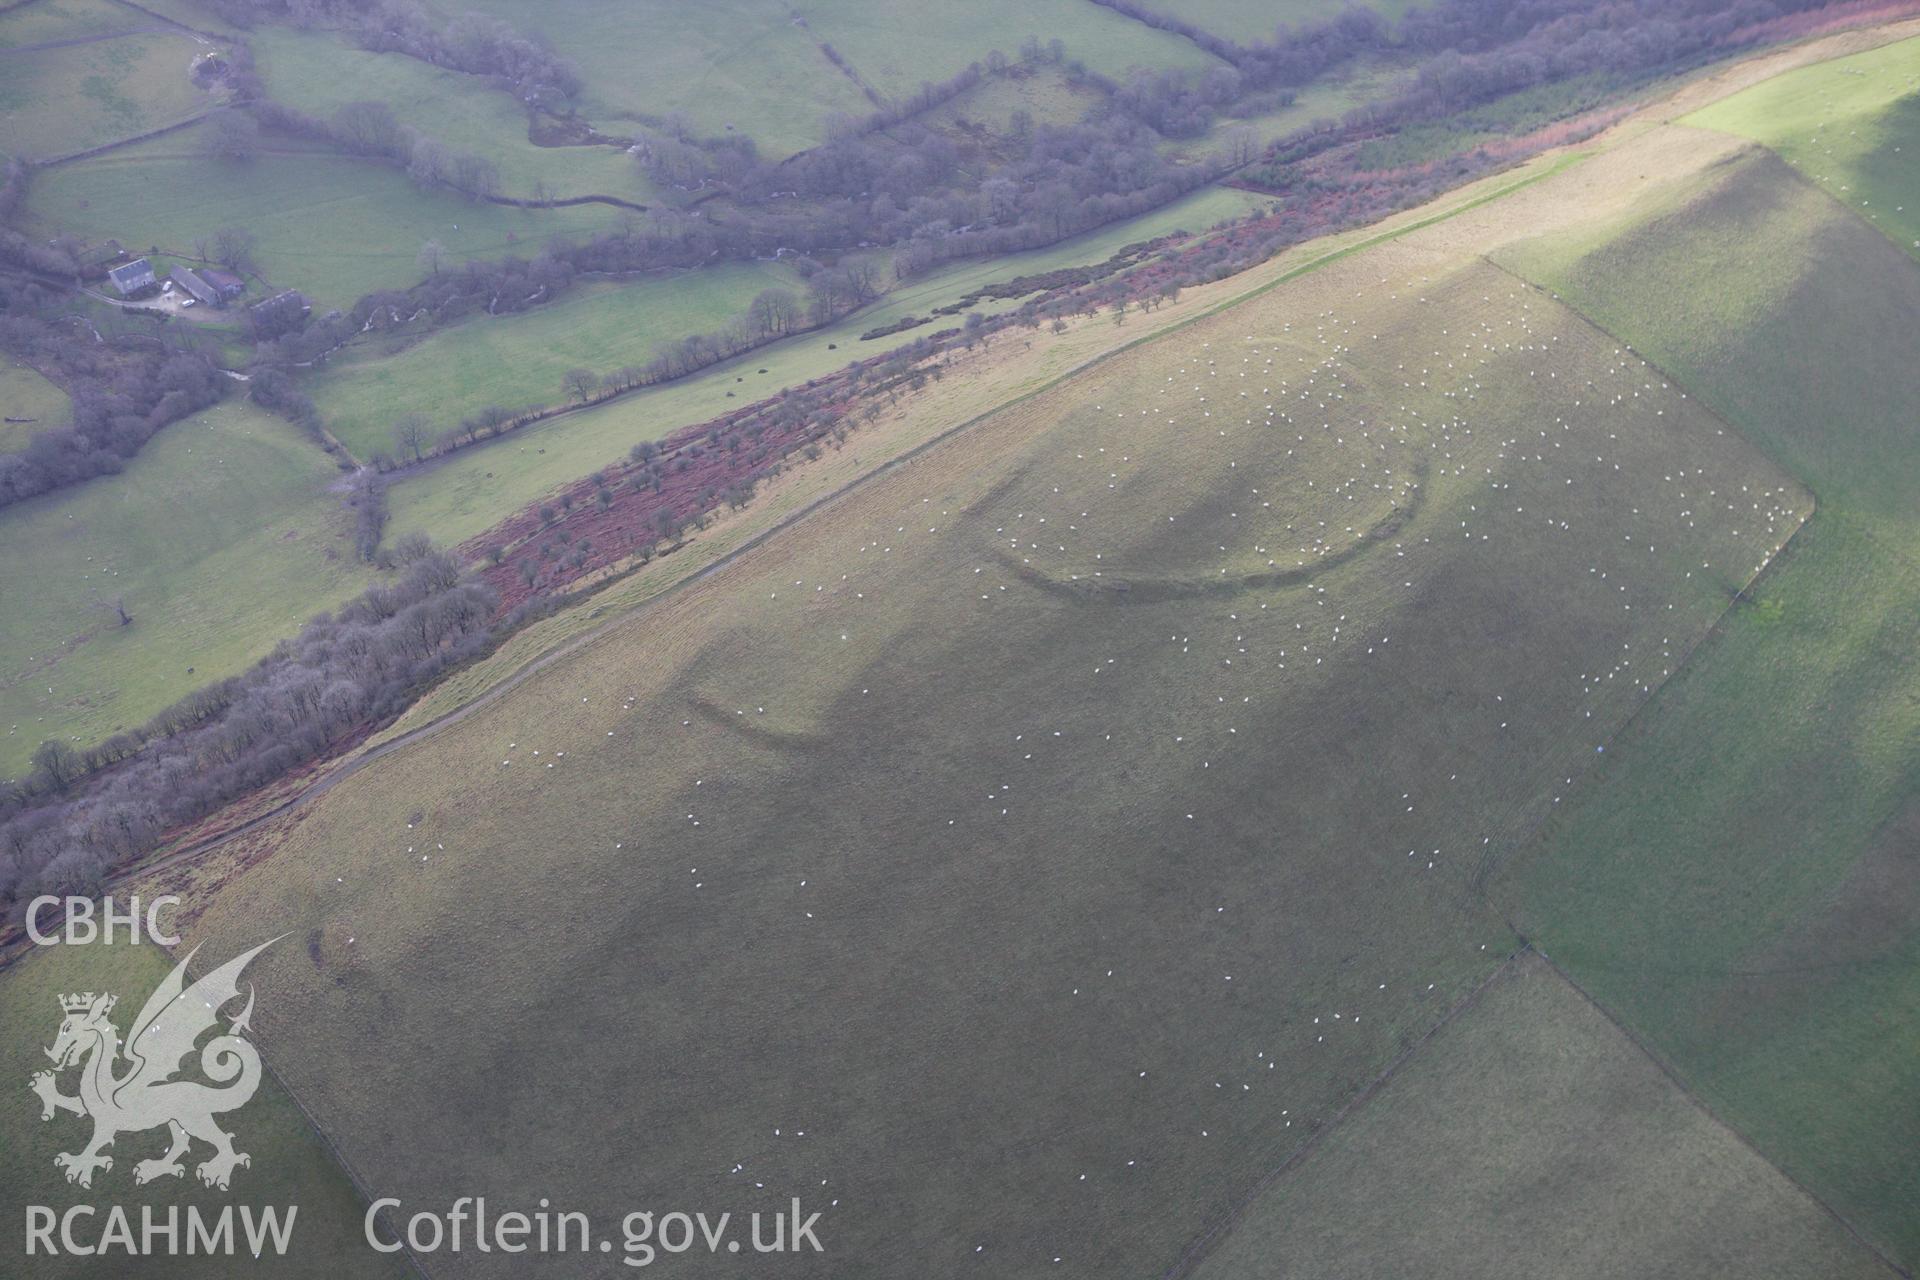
[250,27,662,204]
[1188,952,1895,1279]
[1684,34,1920,260]
[0,363,71,453]
[1495,145,1920,1267]
[27,122,619,308]
[0,936,410,1280]
[0,402,372,779]
[0,30,212,160]
[170,218,1802,1276]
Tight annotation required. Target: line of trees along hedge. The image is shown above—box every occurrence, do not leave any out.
[239,100,1230,367]
[0,275,226,510]
[0,545,497,904]
[185,0,582,105]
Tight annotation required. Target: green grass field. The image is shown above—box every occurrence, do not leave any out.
[88,0,240,34]
[1685,34,1920,260]
[0,935,408,1279]
[1494,143,1920,1266]
[441,0,874,157]
[1190,952,1894,1279]
[0,362,71,453]
[916,62,1106,138]
[0,29,213,160]
[0,0,146,49]
[26,121,621,308]
[0,401,372,779]
[249,27,662,204]
[309,261,801,460]
[448,0,1219,158]
[170,174,1806,1274]
[797,0,1220,100]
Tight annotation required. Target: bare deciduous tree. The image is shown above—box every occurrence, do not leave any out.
[392,412,432,463]
[562,368,599,402]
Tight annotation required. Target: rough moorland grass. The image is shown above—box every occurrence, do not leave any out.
[168,208,1800,1276]
[310,262,803,460]
[0,362,71,453]
[369,183,1274,547]
[1494,145,1920,1267]
[1684,34,1920,260]
[26,122,619,308]
[0,30,212,160]
[0,401,371,779]
[0,0,143,49]
[1189,952,1895,1280]
[0,936,409,1280]
[249,27,662,204]
[797,0,1219,101]
[440,0,874,157]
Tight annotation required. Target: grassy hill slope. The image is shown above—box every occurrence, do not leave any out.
[0,28,213,161]
[162,160,1806,1275]
[1684,33,1920,261]
[1495,143,1920,1267]
[1189,952,1893,1280]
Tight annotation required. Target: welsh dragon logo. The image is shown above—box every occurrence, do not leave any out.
[29,938,280,1191]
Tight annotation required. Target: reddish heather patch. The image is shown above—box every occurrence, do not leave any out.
[460,356,902,611]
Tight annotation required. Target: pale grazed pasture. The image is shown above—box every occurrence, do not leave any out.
[1189,952,1896,1280]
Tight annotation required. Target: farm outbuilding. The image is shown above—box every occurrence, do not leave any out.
[202,268,247,301]
[171,266,221,308]
[107,258,157,297]
[248,289,311,337]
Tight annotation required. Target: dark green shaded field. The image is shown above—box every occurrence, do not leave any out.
[1495,143,1920,1267]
